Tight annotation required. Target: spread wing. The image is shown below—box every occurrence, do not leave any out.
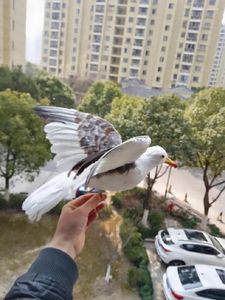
[34,106,122,171]
[84,136,151,187]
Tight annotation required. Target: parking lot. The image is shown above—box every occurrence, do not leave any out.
[145,240,166,300]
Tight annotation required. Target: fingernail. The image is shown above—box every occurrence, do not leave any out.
[100,192,107,200]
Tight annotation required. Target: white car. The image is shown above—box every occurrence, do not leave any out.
[163,264,225,300]
[155,228,225,267]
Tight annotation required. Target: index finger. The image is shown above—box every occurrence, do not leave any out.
[65,193,96,210]
[81,193,107,214]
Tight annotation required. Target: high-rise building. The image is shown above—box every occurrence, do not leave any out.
[41,0,225,89]
[209,24,225,87]
[0,0,27,67]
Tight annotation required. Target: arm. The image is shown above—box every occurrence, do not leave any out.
[5,193,106,300]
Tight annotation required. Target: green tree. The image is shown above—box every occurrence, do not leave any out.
[78,80,122,117]
[35,75,75,108]
[0,90,50,198]
[142,94,192,204]
[0,65,40,98]
[185,87,225,219]
[106,95,146,140]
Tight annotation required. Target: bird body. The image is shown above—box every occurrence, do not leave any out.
[22,106,176,221]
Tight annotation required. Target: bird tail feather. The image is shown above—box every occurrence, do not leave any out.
[22,171,75,222]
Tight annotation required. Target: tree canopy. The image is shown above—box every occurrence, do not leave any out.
[0,65,75,108]
[106,95,146,141]
[185,87,225,215]
[0,90,50,194]
[78,80,122,117]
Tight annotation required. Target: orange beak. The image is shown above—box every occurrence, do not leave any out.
[164,158,177,168]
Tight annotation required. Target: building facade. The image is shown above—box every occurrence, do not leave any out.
[42,0,225,89]
[0,0,27,67]
[209,24,225,87]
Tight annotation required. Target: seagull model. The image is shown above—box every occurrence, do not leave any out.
[22,106,177,221]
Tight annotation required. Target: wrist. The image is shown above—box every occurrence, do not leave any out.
[48,238,76,259]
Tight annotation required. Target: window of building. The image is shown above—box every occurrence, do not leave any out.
[152,9,156,14]
[161,46,166,52]
[193,76,199,82]
[159,57,164,62]
[50,49,57,56]
[167,14,172,20]
[127,27,132,33]
[158,67,162,72]
[52,3,61,10]
[201,34,208,41]
[137,18,146,26]
[175,64,179,69]
[138,7,148,15]
[130,69,138,77]
[50,40,58,48]
[123,58,128,63]
[181,32,185,38]
[126,38,131,43]
[144,60,148,65]
[52,12,60,20]
[168,3,174,8]
[145,50,149,55]
[142,70,146,75]
[184,8,190,17]
[130,7,135,12]
[129,17,133,22]
[182,54,193,63]
[51,22,59,29]
[165,25,170,31]
[195,65,201,72]
[156,76,160,82]
[179,74,189,83]
[150,20,155,25]
[196,55,204,62]
[173,74,177,79]
[96,5,104,13]
[209,0,216,5]
[90,64,98,71]
[51,31,59,39]
[206,10,214,18]
[49,59,57,66]
[122,68,127,72]
[163,36,168,41]
[198,44,206,51]
[147,40,151,46]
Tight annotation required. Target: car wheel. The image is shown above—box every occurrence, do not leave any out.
[169,260,185,266]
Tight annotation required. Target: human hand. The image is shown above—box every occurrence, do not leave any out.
[48,193,107,259]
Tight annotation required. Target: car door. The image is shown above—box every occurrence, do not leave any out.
[200,245,221,266]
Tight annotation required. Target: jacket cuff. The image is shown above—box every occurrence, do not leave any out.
[28,247,78,293]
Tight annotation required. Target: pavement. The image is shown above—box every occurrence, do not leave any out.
[146,166,225,234]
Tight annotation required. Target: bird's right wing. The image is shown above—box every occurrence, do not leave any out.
[34,106,122,171]
[84,136,151,187]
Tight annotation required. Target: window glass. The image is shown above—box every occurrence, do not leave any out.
[197,289,225,300]
[178,266,202,290]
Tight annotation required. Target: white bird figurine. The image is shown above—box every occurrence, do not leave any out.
[22,106,177,221]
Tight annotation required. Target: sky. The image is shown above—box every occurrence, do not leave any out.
[26,0,225,65]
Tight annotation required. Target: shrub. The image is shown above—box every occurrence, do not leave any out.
[148,211,165,237]
[122,207,143,224]
[99,205,113,219]
[137,223,152,239]
[208,223,225,237]
[0,193,7,209]
[111,193,123,209]
[9,193,27,209]
[139,284,153,300]
[124,245,148,267]
[128,266,151,288]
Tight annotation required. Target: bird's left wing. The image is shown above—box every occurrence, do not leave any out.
[34,106,122,171]
[85,136,151,187]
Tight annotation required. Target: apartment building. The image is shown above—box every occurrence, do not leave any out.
[0,0,27,67]
[209,24,225,87]
[42,0,225,89]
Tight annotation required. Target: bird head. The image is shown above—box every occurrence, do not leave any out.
[146,146,177,168]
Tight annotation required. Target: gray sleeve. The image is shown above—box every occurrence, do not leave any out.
[5,247,79,300]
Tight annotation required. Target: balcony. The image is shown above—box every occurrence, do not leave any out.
[111,57,121,65]
[186,33,198,42]
[140,0,149,6]
[117,7,127,15]
[113,37,123,46]
[193,0,204,8]
[133,39,143,47]
[118,0,127,5]
[114,27,124,36]
[184,43,196,53]
[110,66,119,75]
[116,17,126,26]
[136,19,146,27]
[112,47,122,56]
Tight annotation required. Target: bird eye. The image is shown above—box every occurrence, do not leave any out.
[161,155,165,158]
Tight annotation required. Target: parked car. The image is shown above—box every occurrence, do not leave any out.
[163,264,225,300]
[155,227,225,267]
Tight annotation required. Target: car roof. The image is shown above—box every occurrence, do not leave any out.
[167,227,213,245]
[195,265,225,289]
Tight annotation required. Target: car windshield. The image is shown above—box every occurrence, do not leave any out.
[209,236,225,254]
[184,230,207,242]
[178,266,202,290]
[216,269,225,284]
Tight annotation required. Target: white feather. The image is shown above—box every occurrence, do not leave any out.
[22,165,94,222]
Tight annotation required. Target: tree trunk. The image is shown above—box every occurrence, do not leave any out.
[4,177,10,201]
[141,173,152,227]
